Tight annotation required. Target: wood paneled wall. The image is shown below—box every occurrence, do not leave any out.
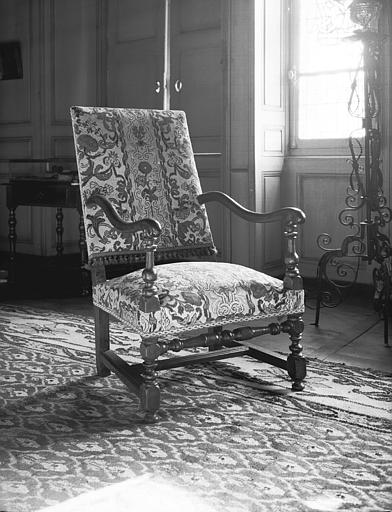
[253,0,287,274]
[282,3,392,284]
[0,0,231,262]
[0,0,106,256]
[3,0,387,283]
[222,0,288,275]
[0,0,37,254]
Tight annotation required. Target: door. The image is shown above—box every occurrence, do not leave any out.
[106,0,226,258]
[107,0,165,109]
[170,0,224,257]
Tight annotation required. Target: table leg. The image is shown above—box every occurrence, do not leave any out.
[8,207,17,283]
[56,207,64,256]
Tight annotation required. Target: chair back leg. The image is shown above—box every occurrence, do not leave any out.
[94,306,111,377]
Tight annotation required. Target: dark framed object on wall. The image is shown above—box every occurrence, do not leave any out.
[0,41,23,80]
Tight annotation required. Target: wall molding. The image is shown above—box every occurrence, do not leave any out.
[264,126,283,154]
[0,136,32,160]
[262,0,284,110]
[297,172,362,267]
[0,0,33,126]
[50,135,76,158]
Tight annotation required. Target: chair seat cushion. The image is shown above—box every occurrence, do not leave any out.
[93,261,304,338]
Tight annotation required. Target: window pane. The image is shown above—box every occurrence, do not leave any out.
[298,71,364,139]
[298,0,363,73]
[295,0,364,142]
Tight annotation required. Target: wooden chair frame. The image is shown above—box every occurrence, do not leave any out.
[87,191,306,422]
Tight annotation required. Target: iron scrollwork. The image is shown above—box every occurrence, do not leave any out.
[315,0,392,343]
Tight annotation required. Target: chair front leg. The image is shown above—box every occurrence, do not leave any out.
[140,338,161,422]
[286,313,306,391]
[208,326,223,351]
[94,306,111,377]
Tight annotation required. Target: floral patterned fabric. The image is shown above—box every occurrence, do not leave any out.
[71,106,304,338]
[70,107,215,259]
[93,261,304,338]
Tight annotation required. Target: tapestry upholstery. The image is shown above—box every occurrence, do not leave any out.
[93,261,305,338]
[70,106,307,419]
[70,107,215,260]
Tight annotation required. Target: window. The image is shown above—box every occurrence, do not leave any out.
[289,0,364,149]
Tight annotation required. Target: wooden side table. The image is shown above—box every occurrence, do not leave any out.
[6,178,89,294]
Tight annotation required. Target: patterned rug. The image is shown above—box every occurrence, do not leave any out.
[0,303,391,512]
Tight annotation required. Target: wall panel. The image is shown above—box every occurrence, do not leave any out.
[0,0,31,125]
[175,46,221,139]
[283,156,374,283]
[51,136,76,159]
[178,0,220,32]
[0,138,32,161]
[116,0,159,42]
[199,172,223,258]
[0,0,38,255]
[230,170,251,267]
[107,0,163,109]
[299,173,353,261]
[253,0,287,272]
[264,0,282,108]
[229,1,251,171]
[42,0,104,255]
[51,0,100,125]
[263,175,282,270]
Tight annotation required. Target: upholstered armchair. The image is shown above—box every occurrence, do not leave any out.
[70,107,306,422]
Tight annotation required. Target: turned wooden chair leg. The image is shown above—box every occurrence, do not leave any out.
[286,313,306,391]
[208,326,222,351]
[94,306,111,377]
[140,338,161,422]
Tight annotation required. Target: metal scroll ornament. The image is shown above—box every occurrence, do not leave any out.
[315,0,392,343]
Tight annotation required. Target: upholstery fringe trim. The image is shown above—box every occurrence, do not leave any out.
[90,245,217,267]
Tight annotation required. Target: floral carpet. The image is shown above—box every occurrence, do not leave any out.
[0,304,391,512]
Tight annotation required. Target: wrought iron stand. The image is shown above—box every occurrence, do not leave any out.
[315,1,391,344]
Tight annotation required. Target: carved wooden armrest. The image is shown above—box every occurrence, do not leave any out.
[198,191,306,291]
[86,194,161,238]
[198,191,305,225]
[86,194,162,313]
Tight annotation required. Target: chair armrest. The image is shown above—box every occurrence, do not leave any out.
[86,194,162,238]
[197,191,305,225]
[86,194,162,313]
[198,191,305,291]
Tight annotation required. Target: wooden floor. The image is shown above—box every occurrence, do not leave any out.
[4,288,392,374]
[249,292,392,374]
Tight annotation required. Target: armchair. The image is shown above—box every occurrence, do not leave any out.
[70,107,306,422]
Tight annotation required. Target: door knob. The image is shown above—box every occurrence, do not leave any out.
[155,81,161,93]
[174,79,183,92]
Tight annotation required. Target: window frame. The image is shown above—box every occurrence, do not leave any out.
[288,0,363,156]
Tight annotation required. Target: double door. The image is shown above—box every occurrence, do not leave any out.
[107,0,225,256]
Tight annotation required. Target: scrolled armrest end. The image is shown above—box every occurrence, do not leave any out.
[86,193,162,240]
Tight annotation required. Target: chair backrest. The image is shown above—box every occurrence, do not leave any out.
[70,107,216,263]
